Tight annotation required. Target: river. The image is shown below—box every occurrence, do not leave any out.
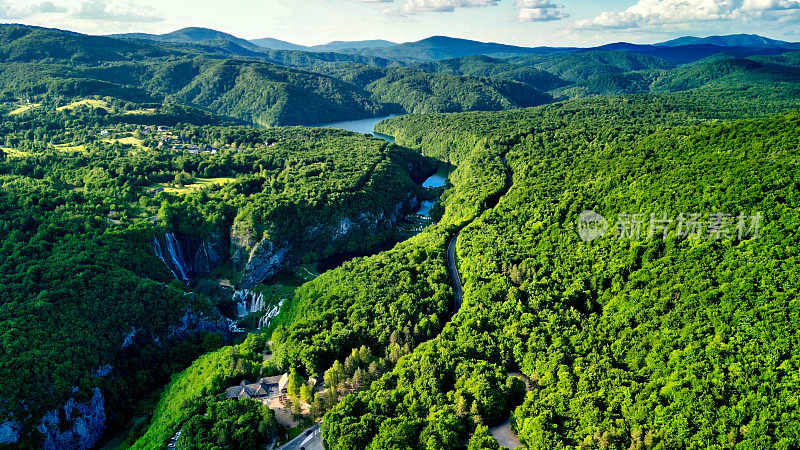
[307,115,452,272]
[313,115,398,142]
[316,114,449,224]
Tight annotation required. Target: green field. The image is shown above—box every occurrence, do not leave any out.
[154,177,237,194]
[56,99,110,111]
[8,103,40,115]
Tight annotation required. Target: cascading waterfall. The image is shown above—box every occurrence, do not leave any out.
[257,299,285,329]
[233,289,266,318]
[152,232,192,284]
[194,243,210,274]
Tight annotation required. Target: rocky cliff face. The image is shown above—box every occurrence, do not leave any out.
[0,420,20,445]
[36,388,106,450]
[233,239,291,290]
[233,194,420,288]
[166,309,231,340]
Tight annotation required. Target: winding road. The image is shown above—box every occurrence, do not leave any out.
[446,154,513,314]
[447,231,464,312]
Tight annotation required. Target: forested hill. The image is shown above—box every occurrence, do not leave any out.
[0,25,561,125]
[130,83,800,449]
[109,27,262,51]
[4,24,800,126]
[325,93,800,448]
[5,21,800,449]
[413,55,569,91]
[0,102,439,446]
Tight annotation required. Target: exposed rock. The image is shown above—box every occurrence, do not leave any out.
[167,310,230,339]
[238,239,291,289]
[0,420,20,445]
[121,327,139,349]
[92,365,113,378]
[234,194,422,288]
[36,388,105,450]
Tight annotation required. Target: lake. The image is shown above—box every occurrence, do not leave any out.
[313,115,398,142]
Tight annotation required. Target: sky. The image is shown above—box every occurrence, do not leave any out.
[1,0,800,47]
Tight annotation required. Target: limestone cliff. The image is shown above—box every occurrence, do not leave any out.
[36,388,106,450]
[232,193,420,288]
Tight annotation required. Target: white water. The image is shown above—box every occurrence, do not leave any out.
[152,233,192,284]
[164,232,190,283]
[257,298,285,330]
[233,290,266,318]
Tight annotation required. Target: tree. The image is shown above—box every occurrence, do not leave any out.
[287,369,303,400]
[325,360,345,393]
[353,368,366,390]
[310,393,326,419]
[367,361,380,380]
[300,383,312,404]
[358,345,372,363]
[467,426,501,450]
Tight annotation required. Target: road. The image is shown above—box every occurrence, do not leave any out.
[447,231,464,312]
[277,422,323,450]
[446,154,512,315]
[490,419,523,449]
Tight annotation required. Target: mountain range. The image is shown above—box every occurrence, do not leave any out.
[108,27,800,64]
[656,33,800,49]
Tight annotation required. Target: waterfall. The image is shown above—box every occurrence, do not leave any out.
[121,327,139,349]
[152,233,191,284]
[152,238,182,282]
[257,298,285,329]
[152,233,223,284]
[164,232,190,283]
[233,289,266,318]
[227,318,244,333]
[194,243,210,274]
[230,291,283,330]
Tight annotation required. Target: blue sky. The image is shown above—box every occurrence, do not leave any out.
[2,0,800,46]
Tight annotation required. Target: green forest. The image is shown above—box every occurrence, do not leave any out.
[1,21,800,450]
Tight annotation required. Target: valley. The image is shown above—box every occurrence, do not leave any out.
[0,20,799,450]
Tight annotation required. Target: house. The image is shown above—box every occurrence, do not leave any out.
[99,130,109,136]
[225,373,289,401]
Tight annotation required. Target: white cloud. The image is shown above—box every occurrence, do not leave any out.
[354,0,567,20]
[0,0,162,23]
[577,0,800,30]
[742,0,800,11]
[0,1,67,19]
[384,0,499,15]
[516,0,568,21]
[71,0,162,23]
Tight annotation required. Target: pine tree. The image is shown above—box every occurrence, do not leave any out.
[353,368,366,390]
